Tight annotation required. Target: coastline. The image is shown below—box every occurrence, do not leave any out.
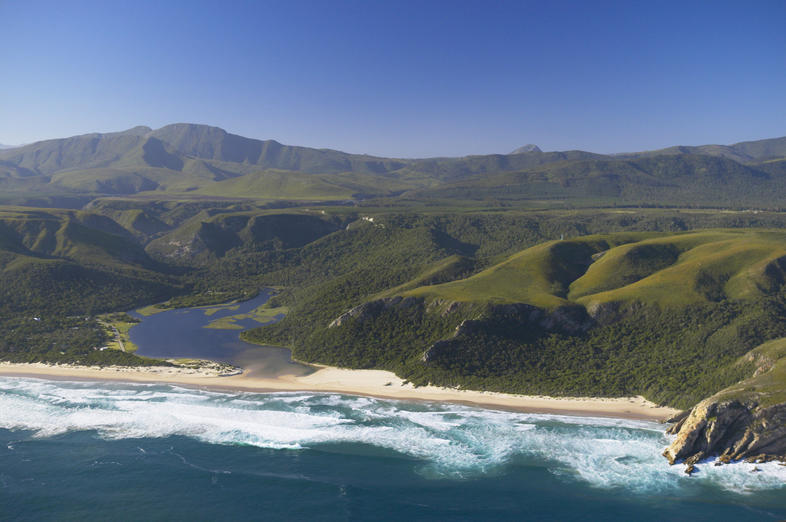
[0,362,681,421]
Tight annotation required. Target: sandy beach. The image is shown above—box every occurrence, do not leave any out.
[0,361,680,421]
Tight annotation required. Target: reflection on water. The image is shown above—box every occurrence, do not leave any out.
[128,290,312,378]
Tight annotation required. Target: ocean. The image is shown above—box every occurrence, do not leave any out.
[1,377,784,521]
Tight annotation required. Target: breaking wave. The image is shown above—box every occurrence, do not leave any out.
[1,377,784,494]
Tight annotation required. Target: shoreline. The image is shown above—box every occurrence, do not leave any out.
[0,362,681,421]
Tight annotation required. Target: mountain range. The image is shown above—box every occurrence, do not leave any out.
[1,123,785,208]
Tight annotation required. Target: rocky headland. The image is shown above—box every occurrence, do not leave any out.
[663,337,786,472]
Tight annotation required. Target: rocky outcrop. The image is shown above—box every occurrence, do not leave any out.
[421,303,593,363]
[663,397,786,466]
[585,301,622,324]
[422,319,477,363]
[486,303,593,334]
[328,296,422,328]
[585,300,644,325]
[425,298,465,317]
[664,338,786,468]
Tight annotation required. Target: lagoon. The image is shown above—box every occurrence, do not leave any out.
[128,290,311,378]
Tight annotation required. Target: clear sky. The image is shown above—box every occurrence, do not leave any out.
[1,0,784,157]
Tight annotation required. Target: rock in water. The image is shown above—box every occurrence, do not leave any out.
[663,397,786,465]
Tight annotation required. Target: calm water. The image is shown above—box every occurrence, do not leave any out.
[1,295,784,520]
[128,290,312,378]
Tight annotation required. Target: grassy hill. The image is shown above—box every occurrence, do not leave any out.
[0,208,158,269]
[572,231,786,307]
[404,230,786,311]
[405,234,648,308]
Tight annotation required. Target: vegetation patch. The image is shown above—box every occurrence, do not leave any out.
[135,303,170,316]
[711,338,786,407]
[97,312,140,352]
[205,304,289,330]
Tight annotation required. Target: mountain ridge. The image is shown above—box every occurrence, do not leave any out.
[10,123,785,162]
[1,123,784,206]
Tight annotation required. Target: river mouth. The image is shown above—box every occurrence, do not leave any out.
[128,290,313,379]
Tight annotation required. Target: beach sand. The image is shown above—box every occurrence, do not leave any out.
[0,362,681,421]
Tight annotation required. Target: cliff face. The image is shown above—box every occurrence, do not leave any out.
[328,296,424,328]
[328,297,595,366]
[664,398,786,466]
[664,337,786,468]
[329,298,592,334]
[421,303,594,363]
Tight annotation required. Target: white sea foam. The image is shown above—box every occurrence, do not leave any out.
[0,377,784,493]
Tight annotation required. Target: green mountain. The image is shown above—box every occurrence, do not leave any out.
[405,154,782,207]
[149,123,409,174]
[623,136,786,163]
[2,124,783,208]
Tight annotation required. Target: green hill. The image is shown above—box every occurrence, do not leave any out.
[145,209,344,263]
[406,230,786,310]
[0,208,159,269]
[404,235,645,308]
[572,231,786,307]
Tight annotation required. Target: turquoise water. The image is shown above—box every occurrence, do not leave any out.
[0,378,785,520]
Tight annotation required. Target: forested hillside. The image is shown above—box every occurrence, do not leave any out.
[245,227,786,408]
[0,208,178,365]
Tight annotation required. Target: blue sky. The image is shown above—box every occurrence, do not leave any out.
[1,0,784,157]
